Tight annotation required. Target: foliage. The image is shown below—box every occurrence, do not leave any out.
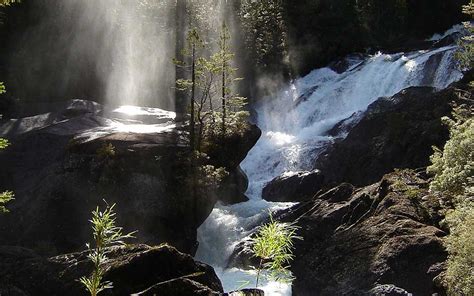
[96,143,116,159]
[430,5,474,292]
[428,106,474,197]
[0,136,12,213]
[456,2,474,69]
[197,164,229,188]
[240,0,288,72]
[251,213,301,287]
[175,26,249,152]
[0,137,9,149]
[0,0,20,7]
[0,191,14,213]
[0,82,5,94]
[443,199,474,296]
[80,203,135,296]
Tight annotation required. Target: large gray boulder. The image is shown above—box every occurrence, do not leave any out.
[0,244,223,296]
[262,170,325,202]
[0,99,255,255]
[281,170,447,296]
[316,85,461,187]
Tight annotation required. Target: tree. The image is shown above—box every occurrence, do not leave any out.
[175,0,188,119]
[80,203,135,296]
[240,0,288,72]
[220,23,229,137]
[250,213,301,288]
[175,28,204,151]
[456,1,474,71]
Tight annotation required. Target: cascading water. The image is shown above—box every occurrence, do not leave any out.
[195,42,463,295]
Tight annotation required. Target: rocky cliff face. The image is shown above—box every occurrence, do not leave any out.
[0,244,223,295]
[283,170,447,296]
[0,100,259,256]
[258,83,463,204]
[316,84,465,187]
[228,81,471,295]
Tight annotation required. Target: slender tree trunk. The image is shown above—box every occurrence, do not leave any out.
[221,22,227,138]
[175,0,187,119]
[190,41,198,229]
[190,42,196,151]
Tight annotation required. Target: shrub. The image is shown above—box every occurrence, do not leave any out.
[0,138,12,213]
[80,203,135,296]
[0,191,14,213]
[96,143,116,159]
[443,199,474,296]
[0,138,9,149]
[251,213,301,287]
[428,107,474,198]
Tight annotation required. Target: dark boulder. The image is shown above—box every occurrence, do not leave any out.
[226,289,265,296]
[0,244,223,296]
[134,278,221,296]
[262,170,325,202]
[369,284,412,296]
[205,124,262,205]
[0,100,256,255]
[316,85,462,187]
[276,170,447,296]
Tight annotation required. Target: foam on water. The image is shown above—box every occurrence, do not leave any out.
[196,43,463,295]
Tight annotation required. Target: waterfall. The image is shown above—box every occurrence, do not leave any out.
[6,0,234,110]
[195,43,463,295]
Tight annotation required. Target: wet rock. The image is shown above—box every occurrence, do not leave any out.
[369,284,412,296]
[134,278,221,296]
[262,170,325,202]
[226,289,265,296]
[280,170,448,296]
[0,244,223,296]
[227,238,259,269]
[316,85,464,186]
[218,167,250,205]
[205,124,261,205]
[328,53,365,74]
[0,100,229,255]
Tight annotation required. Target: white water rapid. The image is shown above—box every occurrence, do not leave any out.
[195,43,463,295]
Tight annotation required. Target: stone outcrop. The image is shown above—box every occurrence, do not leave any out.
[278,170,447,296]
[262,170,325,202]
[203,124,262,205]
[0,244,223,295]
[0,99,258,255]
[316,85,461,187]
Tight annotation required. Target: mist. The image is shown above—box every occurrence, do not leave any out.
[3,0,239,110]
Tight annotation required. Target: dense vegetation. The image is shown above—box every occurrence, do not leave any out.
[427,3,474,294]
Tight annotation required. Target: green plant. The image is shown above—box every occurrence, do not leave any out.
[427,107,474,198]
[456,2,474,70]
[0,0,20,7]
[0,137,12,213]
[0,190,14,213]
[442,199,474,296]
[250,213,301,287]
[96,143,116,159]
[391,178,423,200]
[80,203,136,296]
[0,137,9,149]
